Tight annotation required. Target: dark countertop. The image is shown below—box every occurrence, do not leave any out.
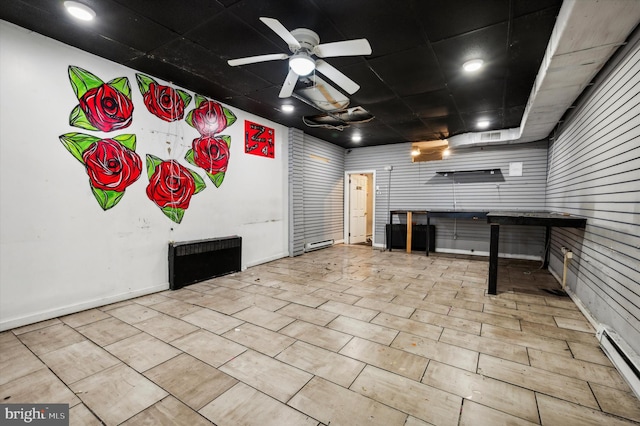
[487,211,587,228]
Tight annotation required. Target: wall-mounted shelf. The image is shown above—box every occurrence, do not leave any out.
[436,168,500,176]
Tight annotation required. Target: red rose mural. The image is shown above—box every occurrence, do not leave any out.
[83,138,142,192]
[79,84,134,131]
[59,133,142,210]
[62,66,238,223]
[146,155,206,223]
[136,73,192,122]
[185,135,231,187]
[186,95,236,136]
[185,94,236,187]
[68,66,133,132]
[192,136,230,173]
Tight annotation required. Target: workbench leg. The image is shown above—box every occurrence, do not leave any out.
[388,211,393,251]
[543,226,551,269]
[425,215,430,256]
[406,212,412,253]
[488,224,499,295]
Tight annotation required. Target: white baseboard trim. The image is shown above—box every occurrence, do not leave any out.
[244,252,287,269]
[549,267,640,399]
[0,283,168,332]
[548,267,600,331]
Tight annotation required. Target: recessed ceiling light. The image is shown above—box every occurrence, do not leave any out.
[463,59,484,72]
[281,104,294,113]
[352,135,362,143]
[64,1,96,21]
[477,120,490,129]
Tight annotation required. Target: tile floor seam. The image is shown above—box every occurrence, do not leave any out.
[16,349,87,405]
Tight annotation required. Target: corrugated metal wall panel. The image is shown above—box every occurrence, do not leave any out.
[302,134,345,246]
[288,128,305,256]
[545,29,640,355]
[345,141,549,256]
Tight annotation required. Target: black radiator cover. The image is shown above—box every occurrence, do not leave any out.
[169,236,242,290]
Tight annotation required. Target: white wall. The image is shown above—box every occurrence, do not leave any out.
[0,21,289,330]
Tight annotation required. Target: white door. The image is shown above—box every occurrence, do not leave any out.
[349,174,367,244]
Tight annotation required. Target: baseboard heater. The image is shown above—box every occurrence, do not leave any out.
[597,325,640,398]
[169,236,242,290]
[304,239,333,252]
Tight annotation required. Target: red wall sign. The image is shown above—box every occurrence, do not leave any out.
[244,120,275,158]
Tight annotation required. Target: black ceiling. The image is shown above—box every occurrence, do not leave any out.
[1,0,563,148]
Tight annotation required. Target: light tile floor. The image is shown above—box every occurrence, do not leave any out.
[1,245,639,425]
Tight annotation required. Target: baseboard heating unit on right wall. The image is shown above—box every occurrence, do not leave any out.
[597,325,640,399]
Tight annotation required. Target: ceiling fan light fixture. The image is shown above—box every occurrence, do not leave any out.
[289,53,315,76]
[463,59,484,72]
[64,1,96,21]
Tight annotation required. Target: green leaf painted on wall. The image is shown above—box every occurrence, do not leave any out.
[223,107,237,128]
[145,154,163,180]
[114,134,136,151]
[108,77,131,98]
[189,169,206,194]
[177,89,192,108]
[184,149,196,167]
[184,110,194,128]
[91,186,125,210]
[68,66,103,99]
[219,135,232,147]
[207,171,225,188]
[194,94,208,108]
[59,132,100,163]
[162,206,184,223]
[135,73,155,96]
[69,105,98,131]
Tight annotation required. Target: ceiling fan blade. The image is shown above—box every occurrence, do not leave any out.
[313,39,372,58]
[260,17,301,50]
[315,60,360,94]
[279,69,299,98]
[227,53,288,67]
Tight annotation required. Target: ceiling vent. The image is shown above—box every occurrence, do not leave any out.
[448,0,640,149]
[448,127,520,148]
[480,132,502,142]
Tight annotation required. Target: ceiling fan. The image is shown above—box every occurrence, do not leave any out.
[227,17,372,98]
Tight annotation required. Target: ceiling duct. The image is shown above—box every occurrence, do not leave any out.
[448,0,640,149]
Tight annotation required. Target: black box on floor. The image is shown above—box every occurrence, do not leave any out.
[385,224,435,251]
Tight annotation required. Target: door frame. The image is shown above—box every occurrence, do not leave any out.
[344,170,377,245]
